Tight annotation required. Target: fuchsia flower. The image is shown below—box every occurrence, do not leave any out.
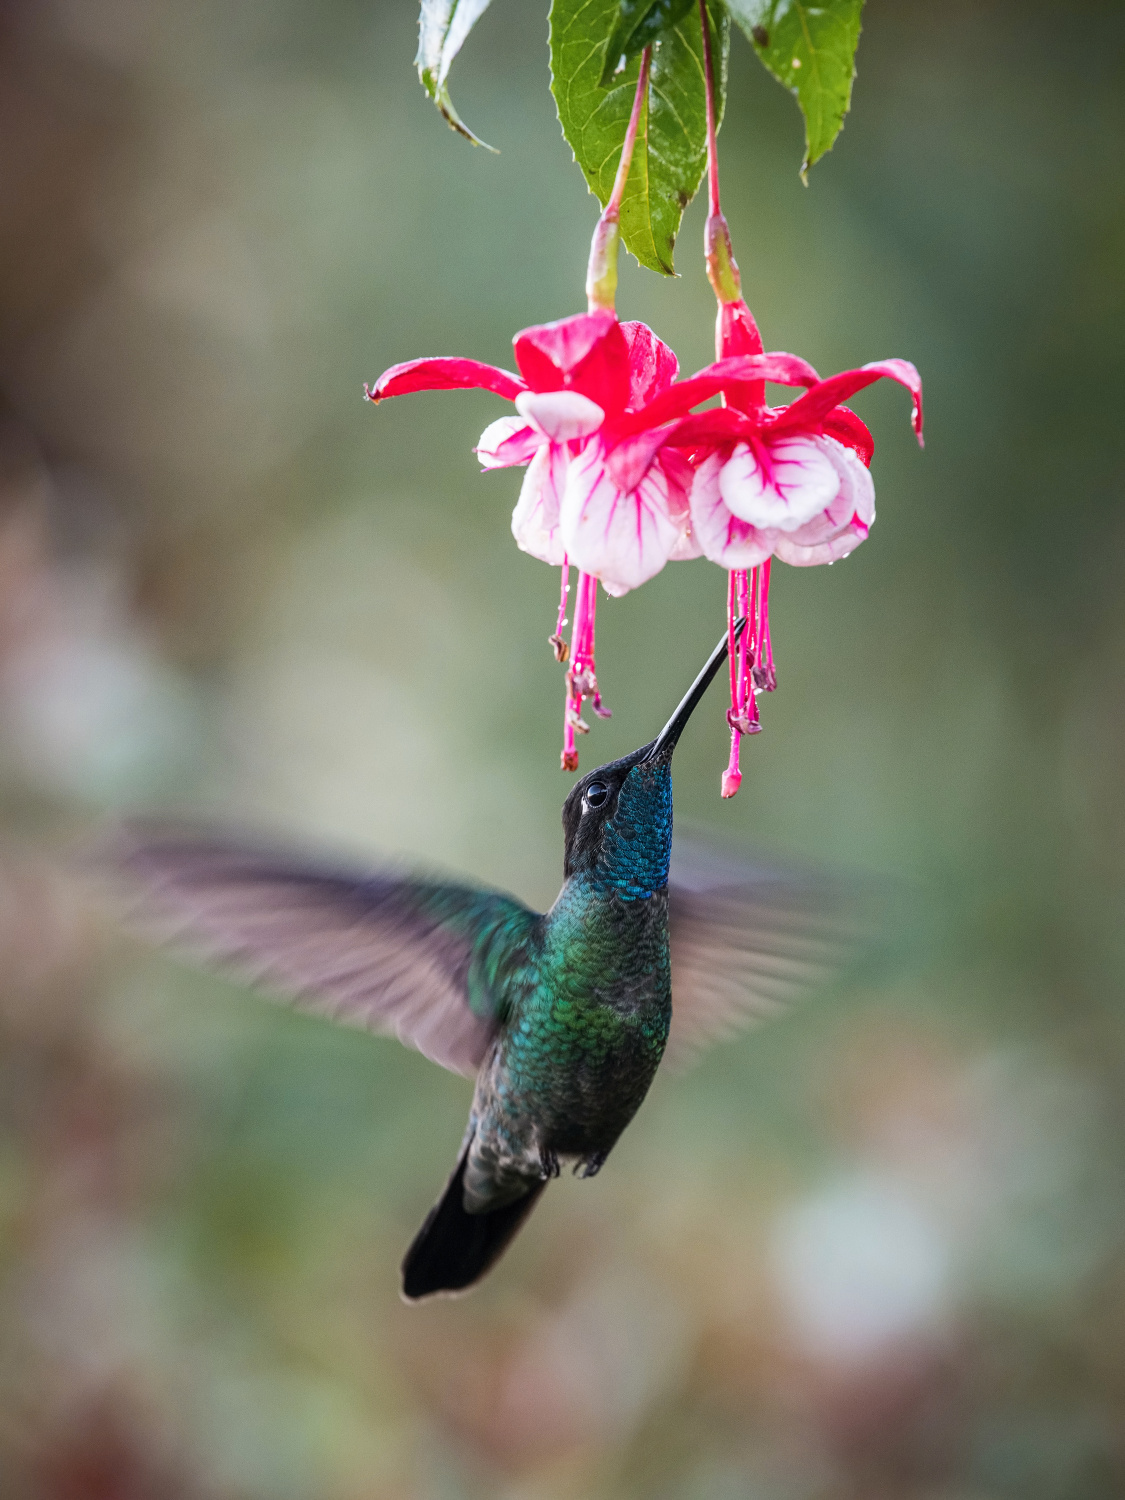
[365,308,681,767]
[370,307,734,596]
[671,274,923,794]
[672,341,923,572]
[366,305,817,766]
[366,306,922,779]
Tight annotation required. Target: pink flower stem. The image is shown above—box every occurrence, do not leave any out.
[550,557,571,663]
[700,0,721,219]
[587,48,652,311]
[561,571,610,772]
[699,0,741,313]
[608,51,650,220]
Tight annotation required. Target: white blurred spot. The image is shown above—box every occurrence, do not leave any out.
[3,628,196,803]
[499,1266,690,1445]
[0,524,201,805]
[770,1172,951,1364]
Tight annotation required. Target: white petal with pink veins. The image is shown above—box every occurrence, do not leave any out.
[689,452,776,570]
[511,444,567,566]
[720,436,839,531]
[669,526,703,561]
[560,441,682,595]
[515,389,605,443]
[773,441,876,567]
[476,416,542,469]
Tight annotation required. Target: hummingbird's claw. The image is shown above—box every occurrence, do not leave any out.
[539,1147,561,1180]
[575,1151,607,1179]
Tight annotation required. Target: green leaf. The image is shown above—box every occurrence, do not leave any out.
[415,0,497,151]
[726,0,863,177]
[598,0,697,87]
[550,0,729,276]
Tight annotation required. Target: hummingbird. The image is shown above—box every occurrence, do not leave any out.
[115,624,852,1300]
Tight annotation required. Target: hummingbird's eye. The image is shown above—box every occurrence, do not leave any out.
[584,781,610,809]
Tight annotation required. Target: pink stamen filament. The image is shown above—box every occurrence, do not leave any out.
[754,558,776,690]
[550,558,571,662]
[561,571,610,771]
[722,565,772,798]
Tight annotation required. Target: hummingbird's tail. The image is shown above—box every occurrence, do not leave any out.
[401,1145,546,1300]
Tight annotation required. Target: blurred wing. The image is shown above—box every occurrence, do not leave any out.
[666,843,870,1070]
[112,830,540,1077]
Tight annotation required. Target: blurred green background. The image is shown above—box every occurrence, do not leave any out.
[0,1,1123,1495]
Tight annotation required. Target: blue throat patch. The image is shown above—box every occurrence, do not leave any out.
[600,762,672,900]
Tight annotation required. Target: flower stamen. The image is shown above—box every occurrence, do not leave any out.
[753,557,776,691]
[550,558,571,662]
[561,569,610,770]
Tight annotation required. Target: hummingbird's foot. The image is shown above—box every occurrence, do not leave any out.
[538,1147,561,1180]
[575,1151,608,1179]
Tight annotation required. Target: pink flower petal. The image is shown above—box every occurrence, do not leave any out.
[366,356,526,403]
[620,321,679,407]
[514,389,605,443]
[689,453,776,570]
[560,441,683,596]
[475,416,543,469]
[511,444,567,566]
[719,436,839,531]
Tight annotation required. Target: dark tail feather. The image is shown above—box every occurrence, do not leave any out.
[401,1147,546,1301]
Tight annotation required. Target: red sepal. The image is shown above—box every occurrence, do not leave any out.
[821,406,875,466]
[772,359,923,446]
[665,406,750,449]
[617,353,820,436]
[717,300,766,415]
[367,357,526,403]
[620,321,680,408]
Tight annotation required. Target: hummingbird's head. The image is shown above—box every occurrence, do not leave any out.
[560,621,745,897]
[561,747,671,895]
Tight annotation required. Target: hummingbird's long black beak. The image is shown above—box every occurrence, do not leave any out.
[646,617,748,761]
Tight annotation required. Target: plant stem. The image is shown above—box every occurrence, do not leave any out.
[699,0,741,307]
[586,48,652,311]
[699,0,721,217]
